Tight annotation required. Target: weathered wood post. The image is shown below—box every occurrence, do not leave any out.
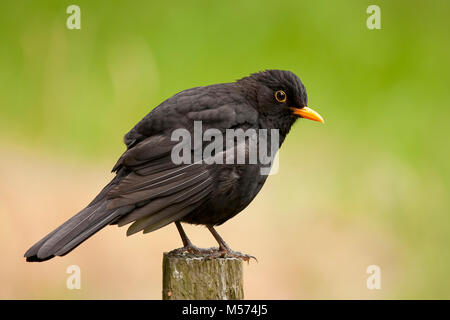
[162,252,244,300]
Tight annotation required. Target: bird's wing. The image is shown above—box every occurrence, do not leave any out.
[107,134,215,235]
[108,85,259,235]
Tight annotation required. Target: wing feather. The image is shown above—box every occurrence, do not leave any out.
[105,135,215,235]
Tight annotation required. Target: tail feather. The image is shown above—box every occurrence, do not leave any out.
[24,174,133,262]
[25,202,133,262]
[53,205,133,257]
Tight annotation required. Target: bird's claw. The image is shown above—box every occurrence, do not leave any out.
[169,244,217,256]
[169,245,256,263]
[216,248,258,263]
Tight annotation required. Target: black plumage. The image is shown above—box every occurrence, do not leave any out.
[24,69,323,262]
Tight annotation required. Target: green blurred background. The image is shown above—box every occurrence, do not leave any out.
[1,0,450,299]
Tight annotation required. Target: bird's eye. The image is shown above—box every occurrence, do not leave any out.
[275,90,287,103]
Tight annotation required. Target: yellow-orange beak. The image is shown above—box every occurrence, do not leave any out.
[290,106,325,123]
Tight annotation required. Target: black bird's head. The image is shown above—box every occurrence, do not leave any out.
[237,70,324,134]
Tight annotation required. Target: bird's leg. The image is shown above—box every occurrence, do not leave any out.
[207,225,257,262]
[169,222,217,256]
[175,221,192,248]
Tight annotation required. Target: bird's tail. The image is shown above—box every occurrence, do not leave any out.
[24,177,133,262]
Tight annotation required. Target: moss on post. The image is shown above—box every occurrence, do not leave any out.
[162,252,244,300]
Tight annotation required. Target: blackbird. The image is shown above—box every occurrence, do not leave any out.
[24,70,324,262]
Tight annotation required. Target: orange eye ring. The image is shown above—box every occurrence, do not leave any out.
[275,90,287,103]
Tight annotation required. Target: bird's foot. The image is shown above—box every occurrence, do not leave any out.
[214,246,257,263]
[169,244,217,256]
[169,245,256,262]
